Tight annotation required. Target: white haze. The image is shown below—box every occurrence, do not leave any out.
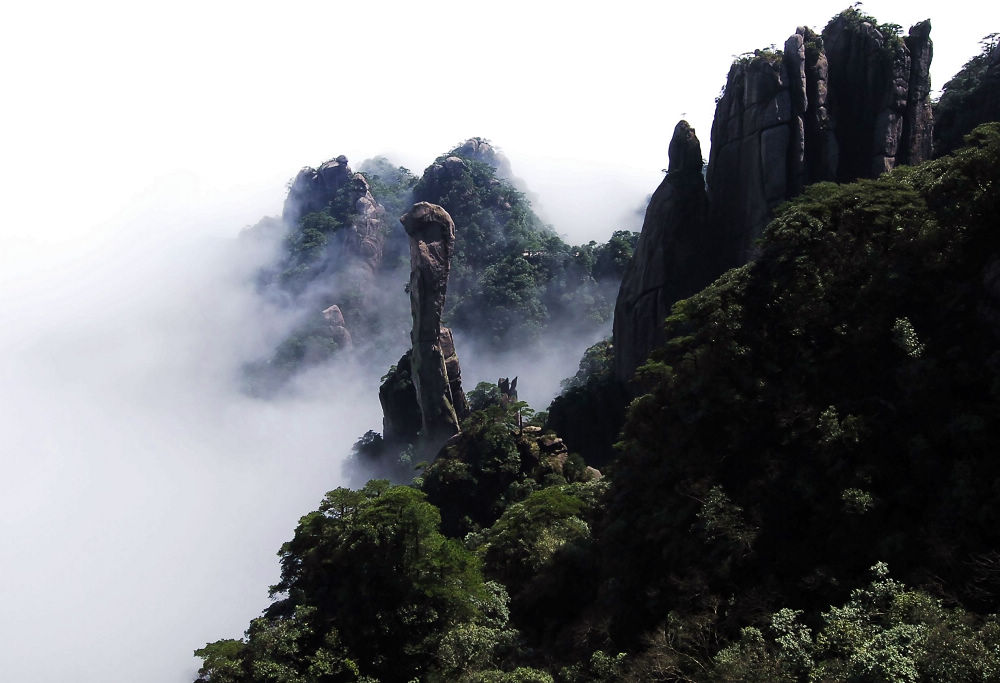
[2,1,999,681]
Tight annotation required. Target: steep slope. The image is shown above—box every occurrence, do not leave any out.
[613,9,934,383]
[601,124,1000,654]
[249,140,635,391]
[195,124,1000,683]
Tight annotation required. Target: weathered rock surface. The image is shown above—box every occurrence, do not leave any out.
[401,202,463,445]
[903,21,934,165]
[379,350,421,445]
[282,155,386,284]
[823,16,933,179]
[613,120,711,382]
[322,305,353,349]
[708,51,796,267]
[440,326,470,420]
[708,17,932,266]
[614,12,934,384]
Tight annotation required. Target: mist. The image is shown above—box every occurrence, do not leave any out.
[4,1,999,680]
[0,183,388,682]
[0,161,617,683]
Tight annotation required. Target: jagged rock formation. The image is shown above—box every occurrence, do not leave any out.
[709,15,933,267]
[614,11,934,383]
[935,40,1000,156]
[451,137,514,178]
[440,326,470,419]
[823,15,933,178]
[321,305,353,350]
[378,329,469,448]
[378,350,421,445]
[613,121,711,382]
[401,202,466,446]
[281,155,386,290]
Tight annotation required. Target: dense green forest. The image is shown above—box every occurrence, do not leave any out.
[197,20,1000,682]
[198,122,1000,681]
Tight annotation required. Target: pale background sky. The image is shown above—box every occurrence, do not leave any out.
[1,1,998,681]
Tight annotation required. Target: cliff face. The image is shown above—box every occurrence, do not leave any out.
[823,15,933,178]
[401,202,466,447]
[613,11,934,383]
[709,15,933,267]
[613,121,710,383]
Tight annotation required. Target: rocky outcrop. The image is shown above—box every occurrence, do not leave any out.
[282,155,386,284]
[451,137,514,179]
[708,16,933,266]
[379,350,422,446]
[322,305,353,350]
[903,21,934,165]
[613,121,711,382]
[401,202,464,445]
[283,155,350,225]
[440,326,470,420]
[614,12,934,384]
[823,15,933,178]
[378,328,469,448]
[708,50,798,267]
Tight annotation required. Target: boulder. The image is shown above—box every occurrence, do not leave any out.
[322,304,353,349]
[378,350,421,446]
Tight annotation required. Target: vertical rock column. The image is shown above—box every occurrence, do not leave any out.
[613,120,710,383]
[401,202,462,446]
[902,20,934,165]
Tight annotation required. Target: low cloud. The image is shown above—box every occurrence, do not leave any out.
[0,191,384,682]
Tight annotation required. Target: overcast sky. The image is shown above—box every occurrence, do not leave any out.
[2,1,999,681]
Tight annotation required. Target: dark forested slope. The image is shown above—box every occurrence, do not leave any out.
[195,12,1000,680]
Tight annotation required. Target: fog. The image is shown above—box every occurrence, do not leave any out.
[3,1,999,681]
[0,185,389,681]
[0,170,609,683]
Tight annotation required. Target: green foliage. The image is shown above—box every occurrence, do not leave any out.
[591,230,639,282]
[546,340,625,467]
[479,483,604,588]
[413,144,626,349]
[714,564,1000,682]
[558,650,627,683]
[827,6,905,53]
[934,36,1000,156]
[195,481,503,682]
[600,124,1000,656]
[468,381,503,412]
[422,401,536,536]
[194,640,245,683]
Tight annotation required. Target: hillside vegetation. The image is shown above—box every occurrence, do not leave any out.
[197,120,1000,681]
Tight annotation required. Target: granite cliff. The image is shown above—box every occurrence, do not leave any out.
[614,9,935,383]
